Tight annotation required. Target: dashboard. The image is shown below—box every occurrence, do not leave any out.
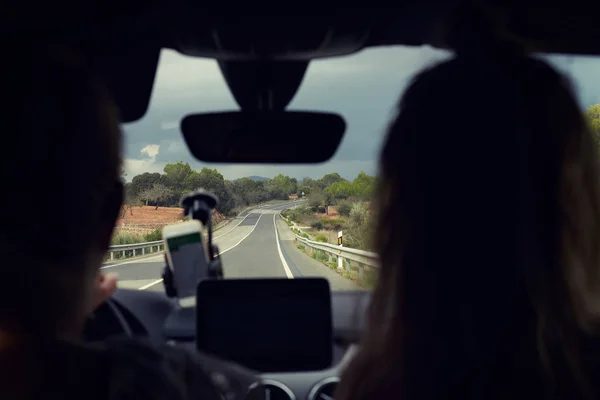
[89,288,371,400]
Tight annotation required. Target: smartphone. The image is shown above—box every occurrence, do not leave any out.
[162,220,209,305]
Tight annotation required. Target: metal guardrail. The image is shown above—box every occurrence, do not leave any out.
[106,199,302,262]
[107,240,164,261]
[294,234,378,266]
[293,233,378,282]
[279,211,378,281]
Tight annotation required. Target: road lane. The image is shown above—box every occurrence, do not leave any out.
[107,200,361,293]
[108,202,301,292]
[274,217,361,291]
[220,212,288,278]
[221,212,360,289]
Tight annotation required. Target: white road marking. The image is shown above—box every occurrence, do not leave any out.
[213,213,252,239]
[219,213,264,254]
[101,211,254,270]
[273,214,294,278]
[101,254,164,269]
[138,279,164,290]
[138,212,264,290]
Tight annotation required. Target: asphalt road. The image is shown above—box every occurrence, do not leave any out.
[102,201,361,293]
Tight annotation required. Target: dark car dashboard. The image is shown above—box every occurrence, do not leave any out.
[87,285,370,400]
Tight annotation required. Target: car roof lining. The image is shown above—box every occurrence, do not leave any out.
[2,2,598,123]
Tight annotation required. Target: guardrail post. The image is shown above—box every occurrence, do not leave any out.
[105,240,164,263]
[337,230,343,271]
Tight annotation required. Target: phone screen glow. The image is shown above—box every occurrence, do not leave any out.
[167,232,207,300]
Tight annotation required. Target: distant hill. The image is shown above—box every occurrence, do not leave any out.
[246,176,269,181]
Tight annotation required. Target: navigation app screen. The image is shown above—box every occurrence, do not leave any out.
[167,232,207,300]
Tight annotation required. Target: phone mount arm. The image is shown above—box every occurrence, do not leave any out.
[162,189,224,298]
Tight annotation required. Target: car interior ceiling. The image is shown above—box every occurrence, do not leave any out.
[4,3,597,125]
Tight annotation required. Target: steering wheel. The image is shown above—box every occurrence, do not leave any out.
[83,298,133,341]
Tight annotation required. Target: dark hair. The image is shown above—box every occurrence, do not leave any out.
[336,51,600,399]
[0,41,123,334]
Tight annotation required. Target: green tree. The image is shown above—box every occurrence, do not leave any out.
[322,171,375,202]
[319,173,345,189]
[352,171,375,199]
[230,177,269,205]
[122,182,143,216]
[139,182,173,210]
[267,174,298,200]
[130,172,162,198]
[325,180,356,200]
[186,168,232,213]
[163,161,195,193]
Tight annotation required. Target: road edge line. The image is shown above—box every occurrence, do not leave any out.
[273,213,294,279]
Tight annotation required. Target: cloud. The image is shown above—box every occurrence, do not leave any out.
[123,144,162,178]
[121,47,600,181]
[141,144,160,158]
[160,121,179,130]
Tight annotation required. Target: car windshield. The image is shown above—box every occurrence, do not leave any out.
[113,46,600,294]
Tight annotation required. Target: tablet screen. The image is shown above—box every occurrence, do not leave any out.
[196,278,332,372]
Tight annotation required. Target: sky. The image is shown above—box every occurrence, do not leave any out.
[121,46,600,182]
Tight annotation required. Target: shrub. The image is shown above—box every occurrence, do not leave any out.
[283,209,300,222]
[311,221,324,230]
[144,229,162,242]
[321,217,344,231]
[111,231,144,245]
[344,202,375,251]
[315,235,328,243]
[336,201,352,217]
[299,207,313,215]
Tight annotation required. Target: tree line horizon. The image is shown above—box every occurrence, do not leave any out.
[121,161,376,216]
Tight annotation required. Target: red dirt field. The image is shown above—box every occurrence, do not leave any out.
[115,206,225,235]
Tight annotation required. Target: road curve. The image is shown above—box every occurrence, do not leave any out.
[107,201,360,293]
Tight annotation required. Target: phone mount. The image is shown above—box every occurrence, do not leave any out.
[162,189,224,299]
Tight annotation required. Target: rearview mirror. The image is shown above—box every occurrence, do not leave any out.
[181,111,346,163]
